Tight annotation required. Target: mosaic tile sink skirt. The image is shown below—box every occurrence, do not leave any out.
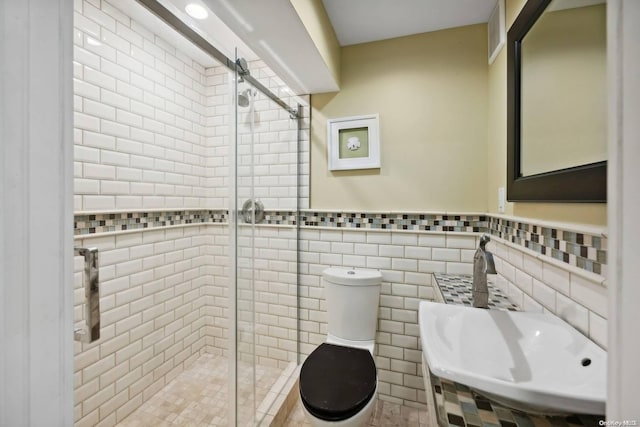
[430,372,603,427]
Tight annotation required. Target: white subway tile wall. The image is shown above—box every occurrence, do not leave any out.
[74,0,210,212]
[201,225,230,355]
[203,65,230,210]
[73,226,216,426]
[74,1,309,213]
[488,238,608,348]
[205,61,310,211]
[236,226,298,368]
[73,224,297,425]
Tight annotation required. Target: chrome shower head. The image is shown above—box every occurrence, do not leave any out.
[237,87,255,108]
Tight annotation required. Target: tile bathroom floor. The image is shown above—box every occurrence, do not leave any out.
[283,398,432,427]
[116,353,283,426]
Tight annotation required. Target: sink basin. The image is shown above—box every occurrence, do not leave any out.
[418,301,606,415]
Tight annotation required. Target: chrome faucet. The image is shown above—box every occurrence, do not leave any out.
[472,234,497,308]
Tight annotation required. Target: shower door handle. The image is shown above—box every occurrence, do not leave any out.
[74,247,100,343]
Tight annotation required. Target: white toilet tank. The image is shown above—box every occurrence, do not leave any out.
[322,268,383,343]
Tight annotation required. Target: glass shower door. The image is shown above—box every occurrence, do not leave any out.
[232,54,300,426]
[233,55,258,426]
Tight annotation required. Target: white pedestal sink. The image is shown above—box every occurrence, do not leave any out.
[418,301,606,415]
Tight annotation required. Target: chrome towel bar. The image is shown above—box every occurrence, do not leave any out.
[74,247,100,343]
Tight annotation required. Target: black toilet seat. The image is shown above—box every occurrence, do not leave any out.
[299,343,377,422]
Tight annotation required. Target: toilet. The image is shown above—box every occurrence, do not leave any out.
[299,267,383,426]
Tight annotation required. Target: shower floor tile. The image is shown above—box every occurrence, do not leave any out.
[116,353,283,427]
[283,398,432,427]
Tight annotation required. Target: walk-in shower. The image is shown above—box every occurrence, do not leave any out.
[71,0,305,425]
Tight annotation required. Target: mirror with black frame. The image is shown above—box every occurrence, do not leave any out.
[507,0,607,202]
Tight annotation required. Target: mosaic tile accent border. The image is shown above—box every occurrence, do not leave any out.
[488,217,607,275]
[430,372,603,427]
[73,209,607,275]
[299,212,489,232]
[260,211,298,226]
[74,210,228,235]
[74,209,301,235]
[434,274,519,311]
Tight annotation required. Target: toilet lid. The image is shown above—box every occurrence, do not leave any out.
[299,343,377,421]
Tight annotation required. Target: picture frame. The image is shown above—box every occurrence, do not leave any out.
[327,114,380,171]
[488,0,506,65]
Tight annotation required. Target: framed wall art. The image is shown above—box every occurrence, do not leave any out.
[488,0,506,65]
[327,114,380,171]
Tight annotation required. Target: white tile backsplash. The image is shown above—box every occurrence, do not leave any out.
[431,247,460,262]
[445,235,476,249]
[589,311,607,348]
[445,262,473,275]
[491,237,607,348]
[542,261,571,296]
[570,273,608,318]
[522,254,542,279]
[532,278,556,310]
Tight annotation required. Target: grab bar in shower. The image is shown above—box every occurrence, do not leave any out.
[74,247,100,343]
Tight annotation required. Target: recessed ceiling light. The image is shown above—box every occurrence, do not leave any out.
[185,3,208,20]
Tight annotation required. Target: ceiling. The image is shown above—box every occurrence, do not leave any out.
[112,0,508,94]
[201,0,340,94]
[107,0,608,95]
[159,0,258,62]
[322,0,498,46]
